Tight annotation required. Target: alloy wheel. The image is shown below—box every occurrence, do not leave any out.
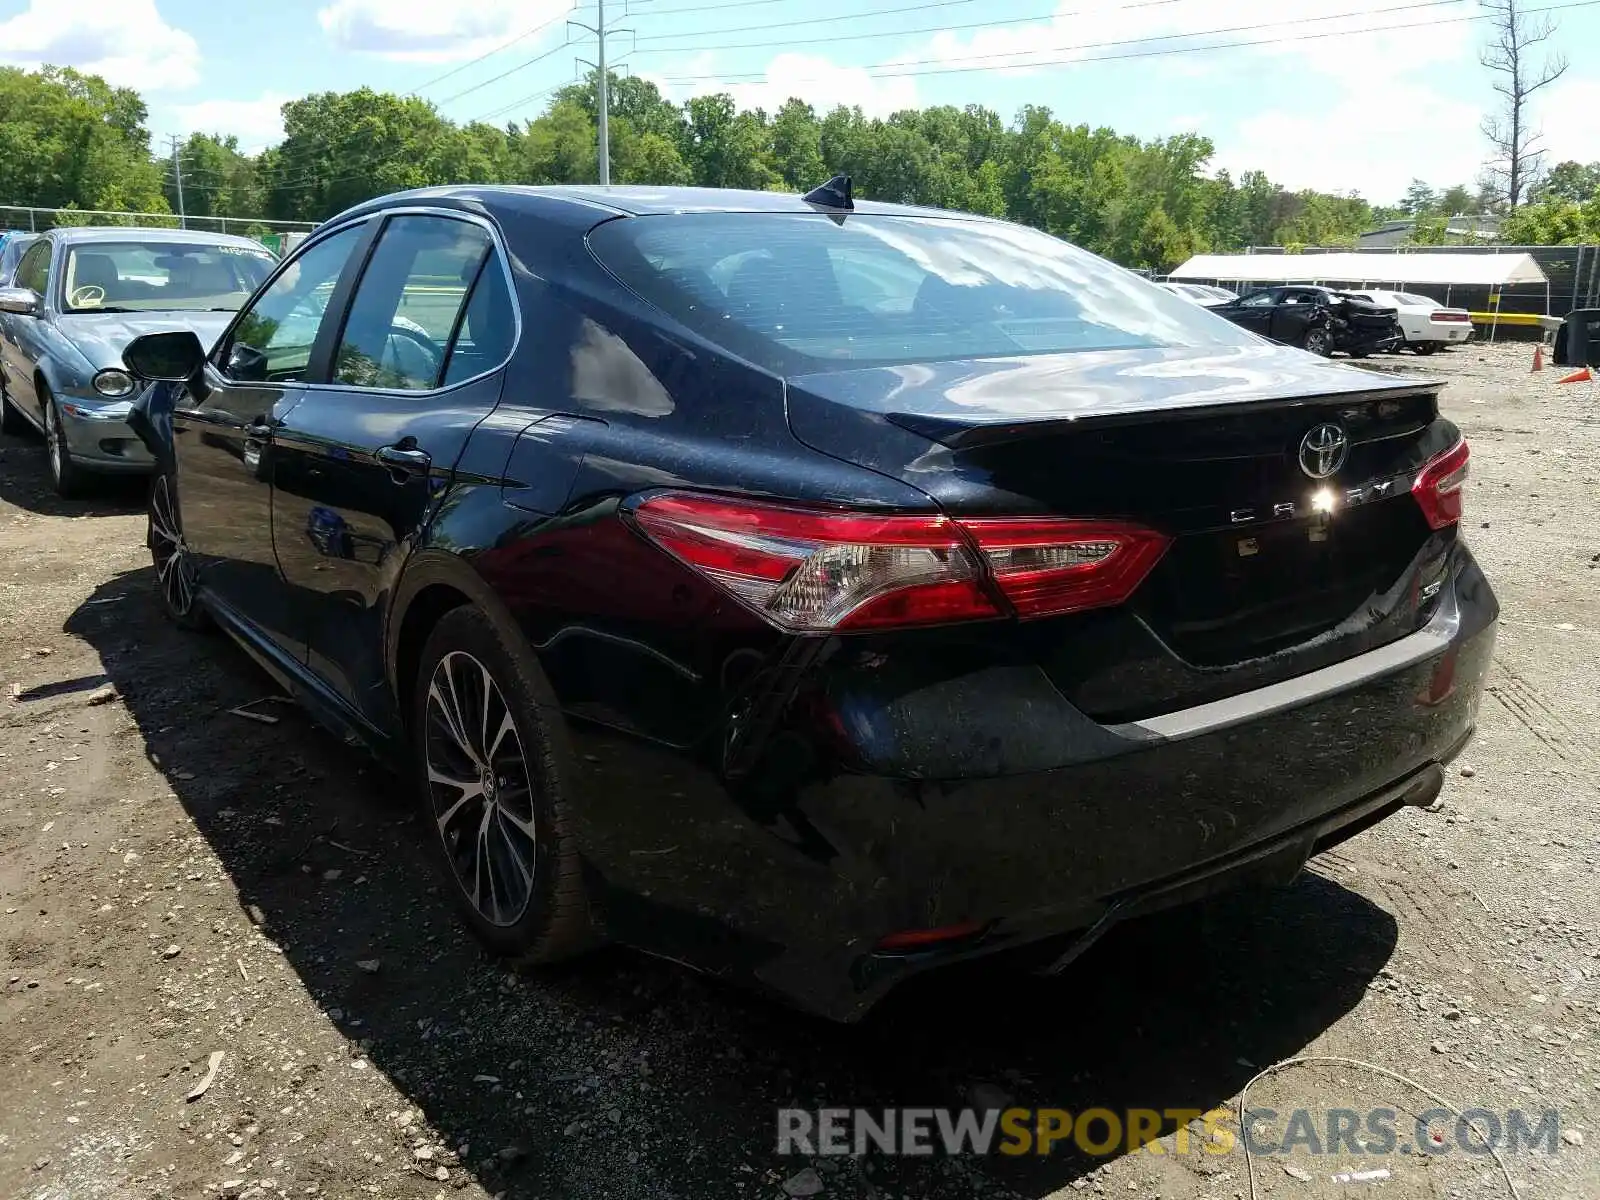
[424,650,538,928]
[1304,329,1331,356]
[149,475,196,616]
[45,403,62,481]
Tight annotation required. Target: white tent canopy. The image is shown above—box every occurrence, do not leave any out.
[1170,252,1548,287]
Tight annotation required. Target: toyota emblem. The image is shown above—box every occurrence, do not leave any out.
[1298,423,1349,479]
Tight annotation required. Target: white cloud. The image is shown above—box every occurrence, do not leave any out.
[899,0,1474,80]
[169,94,292,153]
[0,0,199,89]
[1217,80,1483,201]
[899,0,1484,203]
[647,52,917,119]
[318,0,572,62]
[1533,77,1600,170]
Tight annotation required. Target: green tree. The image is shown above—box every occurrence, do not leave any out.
[165,133,264,220]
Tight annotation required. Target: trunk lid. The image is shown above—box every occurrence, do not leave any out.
[785,343,1459,719]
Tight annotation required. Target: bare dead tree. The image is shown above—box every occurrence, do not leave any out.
[1479,0,1568,209]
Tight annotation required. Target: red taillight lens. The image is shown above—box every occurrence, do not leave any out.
[1429,311,1472,323]
[629,493,1170,632]
[961,517,1172,620]
[1412,439,1469,530]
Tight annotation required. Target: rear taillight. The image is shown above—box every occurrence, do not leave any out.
[629,492,1170,632]
[1412,439,1469,529]
[1430,311,1472,323]
[959,517,1172,620]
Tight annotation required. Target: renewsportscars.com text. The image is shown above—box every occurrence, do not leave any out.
[777,1106,1565,1158]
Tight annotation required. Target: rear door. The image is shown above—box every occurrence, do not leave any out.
[1268,289,1322,342]
[174,221,372,651]
[269,210,516,725]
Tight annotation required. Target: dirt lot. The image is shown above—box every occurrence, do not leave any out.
[2,342,1597,1200]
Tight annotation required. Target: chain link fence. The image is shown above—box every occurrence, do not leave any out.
[0,205,318,255]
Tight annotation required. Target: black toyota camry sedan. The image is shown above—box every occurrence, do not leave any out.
[119,183,1497,1020]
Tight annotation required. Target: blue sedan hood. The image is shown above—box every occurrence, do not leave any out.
[56,310,235,373]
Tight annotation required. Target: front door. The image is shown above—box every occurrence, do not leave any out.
[269,212,515,727]
[1228,290,1279,337]
[174,222,371,652]
[0,239,55,423]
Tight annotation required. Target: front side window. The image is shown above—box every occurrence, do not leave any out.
[62,241,274,314]
[224,225,365,384]
[14,241,51,297]
[332,216,496,391]
[588,213,1254,374]
[1238,290,1277,308]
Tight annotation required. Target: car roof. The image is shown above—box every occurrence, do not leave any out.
[341,184,993,224]
[45,226,270,251]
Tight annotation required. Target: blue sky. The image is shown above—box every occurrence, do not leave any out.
[3,0,1597,206]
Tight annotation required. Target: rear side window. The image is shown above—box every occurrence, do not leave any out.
[441,258,515,386]
[333,215,497,391]
[588,213,1251,374]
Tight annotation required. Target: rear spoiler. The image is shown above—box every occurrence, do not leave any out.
[886,381,1443,451]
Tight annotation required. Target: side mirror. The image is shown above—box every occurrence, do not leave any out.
[124,330,206,382]
[226,342,268,382]
[0,287,39,316]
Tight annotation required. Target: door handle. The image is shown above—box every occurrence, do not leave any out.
[376,441,431,478]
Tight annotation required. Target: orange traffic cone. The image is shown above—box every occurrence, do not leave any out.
[1532,343,1544,371]
[1558,366,1593,384]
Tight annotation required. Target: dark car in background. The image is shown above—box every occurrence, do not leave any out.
[1211,284,1405,357]
[117,184,1496,1020]
[0,227,275,495]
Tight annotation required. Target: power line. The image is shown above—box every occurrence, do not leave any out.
[639,0,1457,59]
[434,39,573,106]
[472,84,565,123]
[412,9,574,94]
[636,0,994,42]
[651,0,1598,80]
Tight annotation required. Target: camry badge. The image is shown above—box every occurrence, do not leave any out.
[1298,423,1349,479]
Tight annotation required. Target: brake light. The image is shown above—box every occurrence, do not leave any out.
[960,517,1172,619]
[1429,311,1472,323]
[629,493,1169,632]
[1412,439,1469,529]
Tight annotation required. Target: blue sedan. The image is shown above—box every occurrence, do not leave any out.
[0,226,274,495]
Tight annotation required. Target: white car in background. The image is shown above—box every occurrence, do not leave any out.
[1345,289,1474,355]
[1157,281,1234,307]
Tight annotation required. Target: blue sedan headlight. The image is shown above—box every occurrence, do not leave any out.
[92,368,137,397]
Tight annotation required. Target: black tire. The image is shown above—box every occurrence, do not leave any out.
[1413,342,1438,356]
[146,471,210,630]
[42,389,89,498]
[1302,327,1332,357]
[412,605,594,964]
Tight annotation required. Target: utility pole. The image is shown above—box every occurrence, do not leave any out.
[169,135,188,229]
[596,0,609,186]
[570,1,631,186]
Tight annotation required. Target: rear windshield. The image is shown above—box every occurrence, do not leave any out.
[588,213,1254,373]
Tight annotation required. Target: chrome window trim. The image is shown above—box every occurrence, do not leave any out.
[211,205,521,397]
[308,205,521,399]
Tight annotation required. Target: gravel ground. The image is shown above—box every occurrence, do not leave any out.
[1,341,1597,1200]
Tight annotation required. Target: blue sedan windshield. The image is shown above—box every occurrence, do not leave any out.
[62,241,275,314]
